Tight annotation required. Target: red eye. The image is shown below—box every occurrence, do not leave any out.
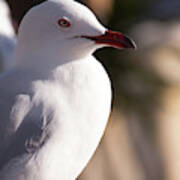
[58,18,71,28]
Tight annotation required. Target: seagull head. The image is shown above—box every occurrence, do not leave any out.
[17,0,136,65]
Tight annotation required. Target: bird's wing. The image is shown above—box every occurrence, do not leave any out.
[0,69,36,145]
[0,97,52,172]
[0,94,30,151]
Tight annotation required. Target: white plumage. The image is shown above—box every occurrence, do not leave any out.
[0,0,135,179]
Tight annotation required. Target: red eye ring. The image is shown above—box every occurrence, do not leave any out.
[58,18,71,28]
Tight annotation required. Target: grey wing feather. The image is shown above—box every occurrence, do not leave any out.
[0,71,52,172]
[0,106,51,172]
[0,94,31,155]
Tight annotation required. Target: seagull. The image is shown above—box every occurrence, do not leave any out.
[0,0,135,179]
[0,0,16,73]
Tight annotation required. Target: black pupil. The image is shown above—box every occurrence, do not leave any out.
[61,20,67,25]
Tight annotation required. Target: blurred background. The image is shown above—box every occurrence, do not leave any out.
[1,0,180,179]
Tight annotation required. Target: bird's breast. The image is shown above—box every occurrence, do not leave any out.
[33,57,112,179]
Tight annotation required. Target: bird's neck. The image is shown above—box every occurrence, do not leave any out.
[16,42,95,77]
[17,51,88,78]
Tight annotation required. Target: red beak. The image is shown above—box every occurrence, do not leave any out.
[83,30,136,49]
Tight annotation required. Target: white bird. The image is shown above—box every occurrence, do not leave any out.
[0,0,16,73]
[0,0,135,179]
